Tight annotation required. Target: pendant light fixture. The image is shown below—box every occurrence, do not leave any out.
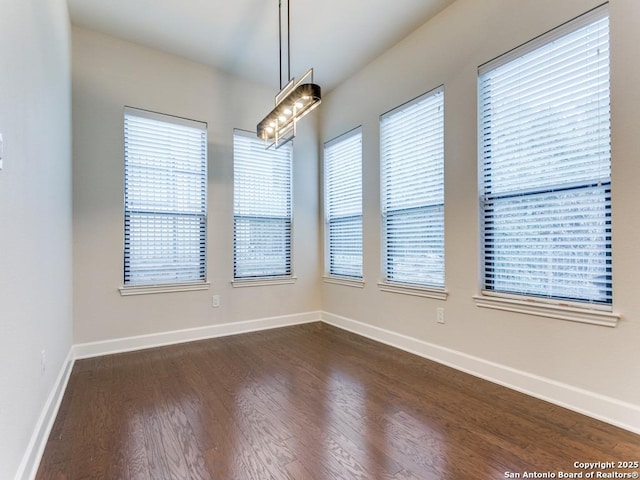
[257,0,321,148]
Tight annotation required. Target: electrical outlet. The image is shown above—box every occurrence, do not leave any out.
[436,307,445,324]
[212,295,220,308]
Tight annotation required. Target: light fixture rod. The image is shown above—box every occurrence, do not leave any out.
[278,0,292,89]
[278,0,282,89]
[287,0,291,83]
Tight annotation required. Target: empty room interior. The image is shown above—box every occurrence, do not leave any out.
[2,0,640,479]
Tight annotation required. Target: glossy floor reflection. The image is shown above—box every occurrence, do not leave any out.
[37,323,640,479]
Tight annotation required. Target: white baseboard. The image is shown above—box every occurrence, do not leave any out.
[15,349,75,480]
[17,308,639,480]
[322,311,640,435]
[16,310,321,480]
[73,311,322,359]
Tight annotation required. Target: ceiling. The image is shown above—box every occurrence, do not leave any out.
[66,0,456,92]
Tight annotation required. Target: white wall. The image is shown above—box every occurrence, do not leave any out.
[0,0,73,478]
[321,0,640,413]
[3,1,636,476]
[72,27,321,344]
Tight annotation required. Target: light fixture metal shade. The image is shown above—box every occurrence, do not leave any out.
[257,82,321,146]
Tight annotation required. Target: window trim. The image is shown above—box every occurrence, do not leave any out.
[476,5,613,319]
[323,275,365,288]
[378,281,448,300]
[121,106,208,292]
[231,275,297,288]
[232,129,294,280]
[380,85,446,293]
[323,126,364,281]
[473,291,619,327]
[119,282,210,296]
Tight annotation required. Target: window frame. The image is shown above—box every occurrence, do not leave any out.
[323,126,364,285]
[379,86,447,299]
[474,4,619,326]
[232,129,294,285]
[120,106,209,296]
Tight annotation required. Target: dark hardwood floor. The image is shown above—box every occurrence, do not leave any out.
[36,322,640,479]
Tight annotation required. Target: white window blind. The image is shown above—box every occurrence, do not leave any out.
[324,128,363,278]
[233,130,292,278]
[124,107,208,286]
[479,6,611,305]
[381,87,445,288]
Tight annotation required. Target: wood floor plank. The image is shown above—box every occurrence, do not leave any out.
[36,322,640,479]
[238,327,407,476]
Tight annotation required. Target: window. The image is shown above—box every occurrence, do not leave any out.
[233,130,292,279]
[380,86,445,289]
[479,6,611,305]
[324,127,363,279]
[123,107,208,288]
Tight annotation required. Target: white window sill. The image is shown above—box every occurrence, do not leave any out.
[119,282,210,296]
[473,291,620,327]
[323,275,365,288]
[378,281,448,300]
[231,276,297,288]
